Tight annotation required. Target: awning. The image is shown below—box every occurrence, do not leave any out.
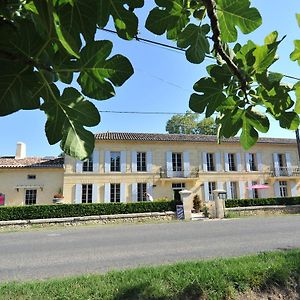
[246,184,269,190]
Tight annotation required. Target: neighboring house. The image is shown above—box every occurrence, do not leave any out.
[62,132,300,205]
[0,142,64,206]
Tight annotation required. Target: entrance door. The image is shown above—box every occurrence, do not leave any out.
[173,189,182,204]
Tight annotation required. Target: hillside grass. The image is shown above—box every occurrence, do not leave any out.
[0,249,299,300]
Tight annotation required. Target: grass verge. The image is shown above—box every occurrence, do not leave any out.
[0,249,299,300]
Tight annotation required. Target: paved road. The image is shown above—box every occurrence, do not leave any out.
[1,216,300,282]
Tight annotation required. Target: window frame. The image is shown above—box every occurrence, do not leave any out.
[208,181,216,200]
[110,183,121,202]
[230,182,238,199]
[249,153,257,171]
[137,152,147,172]
[82,157,93,172]
[206,153,215,171]
[81,184,93,203]
[137,183,147,201]
[279,181,288,197]
[228,153,236,171]
[172,152,182,171]
[110,151,121,172]
[25,189,37,205]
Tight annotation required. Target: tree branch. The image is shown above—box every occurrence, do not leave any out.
[203,0,248,94]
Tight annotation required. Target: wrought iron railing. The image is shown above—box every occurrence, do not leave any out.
[159,167,199,178]
[269,167,300,177]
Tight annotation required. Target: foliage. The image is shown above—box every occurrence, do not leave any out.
[225,196,300,208]
[0,201,176,221]
[166,111,217,135]
[193,194,202,212]
[1,249,300,299]
[1,0,300,158]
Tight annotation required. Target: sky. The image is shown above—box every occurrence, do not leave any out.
[0,0,299,157]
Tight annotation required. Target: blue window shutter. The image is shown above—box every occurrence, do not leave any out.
[121,151,126,173]
[273,153,279,176]
[291,181,298,196]
[285,152,292,176]
[75,160,83,173]
[93,150,99,173]
[75,184,82,204]
[146,151,152,172]
[104,151,110,173]
[92,184,99,203]
[166,152,173,177]
[203,182,209,202]
[224,153,229,172]
[236,153,242,171]
[202,152,207,171]
[131,151,137,172]
[215,153,221,172]
[226,181,232,199]
[257,152,263,172]
[132,183,137,202]
[183,151,190,177]
[104,183,110,203]
[239,181,245,199]
[120,183,126,203]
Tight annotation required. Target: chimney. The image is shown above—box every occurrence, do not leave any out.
[15,142,26,159]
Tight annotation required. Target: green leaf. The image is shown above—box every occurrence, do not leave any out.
[217,109,243,138]
[177,24,210,64]
[145,0,190,40]
[296,13,300,27]
[216,0,262,42]
[77,41,134,100]
[245,109,269,133]
[290,40,300,65]
[207,64,232,85]
[279,112,300,130]
[189,78,226,117]
[294,82,300,114]
[240,118,258,150]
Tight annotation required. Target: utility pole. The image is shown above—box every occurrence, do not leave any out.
[296,129,300,166]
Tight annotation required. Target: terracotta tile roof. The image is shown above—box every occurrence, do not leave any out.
[0,157,64,169]
[95,132,296,145]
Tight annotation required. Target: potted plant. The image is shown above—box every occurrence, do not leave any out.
[53,189,64,204]
[193,195,202,213]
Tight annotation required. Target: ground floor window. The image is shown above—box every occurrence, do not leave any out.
[279,181,288,197]
[172,183,185,204]
[137,183,147,201]
[110,183,120,202]
[25,189,37,205]
[208,182,216,200]
[230,182,238,199]
[82,184,92,203]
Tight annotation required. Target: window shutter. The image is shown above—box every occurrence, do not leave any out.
[236,153,242,171]
[120,183,126,203]
[226,181,232,199]
[132,183,137,202]
[217,182,223,190]
[203,182,209,202]
[93,150,99,173]
[104,151,110,173]
[273,153,279,176]
[245,153,250,172]
[247,181,253,198]
[75,160,83,173]
[291,181,298,196]
[104,183,110,203]
[285,152,292,176]
[166,152,173,178]
[75,184,82,204]
[216,153,222,172]
[257,152,263,172]
[224,153,229,172]
[183,151,190,177]
[131,151,137,172]
[146,151,152,172]
[92,184,99,203]
[121,151,126,173]
[202,152,207,171]
[239,181,245,199]
[274,181,281,197]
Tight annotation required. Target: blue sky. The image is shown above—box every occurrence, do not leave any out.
[0,0,299,157]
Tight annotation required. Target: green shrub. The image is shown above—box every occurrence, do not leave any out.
[0,201,176,221]
[225,196,300,208]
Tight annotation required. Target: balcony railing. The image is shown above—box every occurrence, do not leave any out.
[159,167,199,178]
[269,167,300,177]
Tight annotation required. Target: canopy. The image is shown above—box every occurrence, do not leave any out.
[247,184,269,190]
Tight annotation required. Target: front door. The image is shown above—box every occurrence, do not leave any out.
[173,189,182,205]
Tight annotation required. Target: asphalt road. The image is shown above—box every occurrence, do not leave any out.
[1,215,300,282]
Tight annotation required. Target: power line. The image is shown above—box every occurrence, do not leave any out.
[99,110,218,116]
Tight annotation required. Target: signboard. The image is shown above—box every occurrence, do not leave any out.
[0,194,5,206]
[176,205,184,220]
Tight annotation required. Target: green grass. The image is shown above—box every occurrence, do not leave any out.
[0,249,300,300]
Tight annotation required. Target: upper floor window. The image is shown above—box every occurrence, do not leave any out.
[172,152,182,171]
[278,154,287,168]
[110,183,120,202]
[82,184,92,203]
[207,153,215,171]
[279,181,288,197]
[228,153,236,171]
[230,182,238,199]
[137,183,147,201]
[137,152,147,172]
[27,174,36,180]
[248,153,257,171]
[83,157,93,172]
[111,152,121,172]
[208,182,216,200]
[25,189,37,205]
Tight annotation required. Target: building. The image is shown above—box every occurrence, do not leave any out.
[62,132,300,205]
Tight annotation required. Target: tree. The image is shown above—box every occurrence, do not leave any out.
[1,1,300,159]
[166,111,217,135]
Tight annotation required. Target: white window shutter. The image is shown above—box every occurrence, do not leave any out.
[274,181,281,197]
[216,153,222,172]
[183,151,190,177]
[75,160,83,173]
[256,152,262,172]
[247,181,253,198]
[239,181,245,199]
[245,153,250,172]
[121,151,126,173]
[147,183,153,198]
[224,153,229,172]
[203,182,209,202]
[104,151,110,173]
[93,150,99,173]
[202,152,207,171]
[132,183,137,202]
[166,152,173,178]
[291,181,298,197]
[131,151,137,172]
[92,184,99,203]
[285,152,292,176]
[146,151,152,173]
[75,184,82,204]
[104,183,110,203]
[217,182,223,190]
[273,153,279,176]
[237,153,242,171]
[120,183,126,203]
[226,181,232,199]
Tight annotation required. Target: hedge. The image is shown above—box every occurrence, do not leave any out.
[0,201,176,221]
[225,196,300,208]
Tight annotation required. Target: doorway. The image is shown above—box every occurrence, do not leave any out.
[172,183,185,205]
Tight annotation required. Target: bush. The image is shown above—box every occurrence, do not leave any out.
[0,201,176,221]
[225,196,300,208]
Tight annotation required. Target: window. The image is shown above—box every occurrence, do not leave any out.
[81,184,92,203]
[27,174,36,180]
[208,182,216,200]
[207,153,215,171]
[228,153,236,171]
[248,153,257,171]
[25,189,37,205]
[110,183,120,202]
[279,181,288,197]
[172,183,185,189]
[137,183,147,201]
[137,152,146,172]
[172,152,182,171]
[83,157,93,172]
[278,154,286,168]
[111,152,121,172]
[230,182,238,199]
[251,181,259,198]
